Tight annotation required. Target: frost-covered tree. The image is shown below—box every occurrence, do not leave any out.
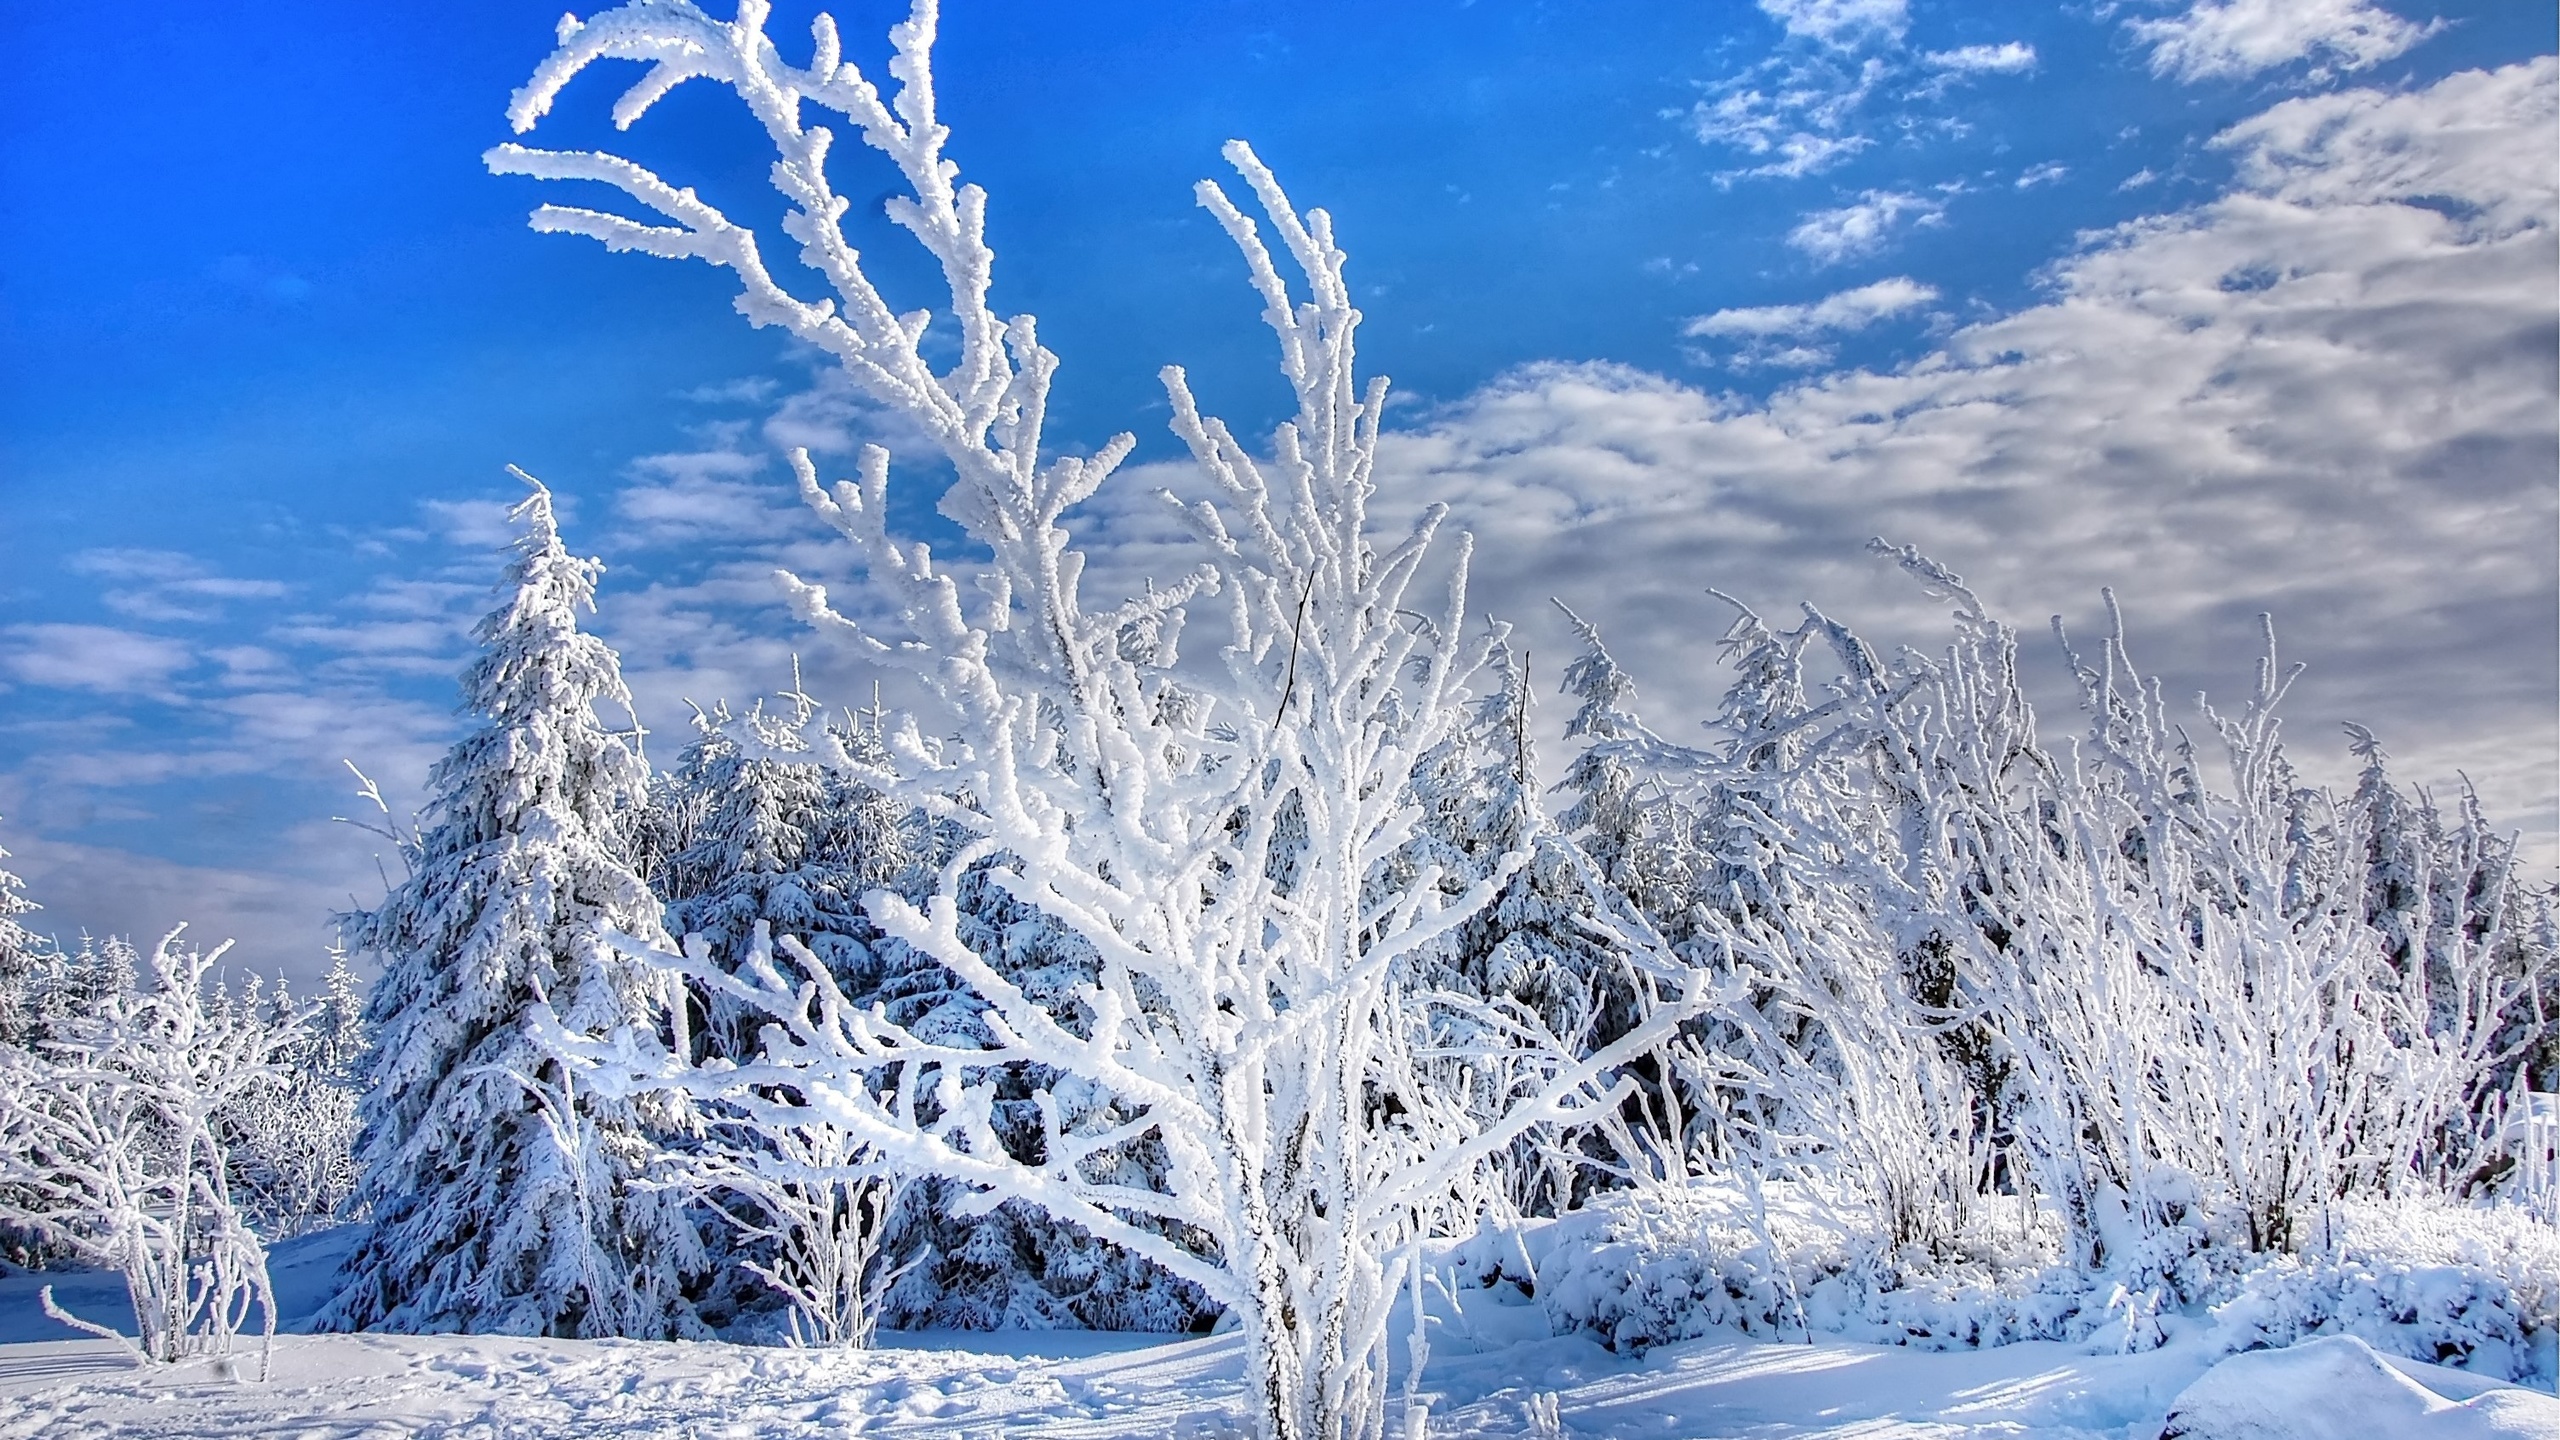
[655,690,910,1056]
[0,821,53,1049]
[224,948,370,1239]
[319,476,705,1340]
[0,927,284,1374]
[491,6,1712,1434]
[1403,638,1640,1216]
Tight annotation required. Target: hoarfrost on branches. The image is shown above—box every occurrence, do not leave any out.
[0,928,286,1375]
[491,4,1715,1433]
[1563,542,2554,1311]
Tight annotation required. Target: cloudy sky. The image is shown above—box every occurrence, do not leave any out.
[2,0,2553,981]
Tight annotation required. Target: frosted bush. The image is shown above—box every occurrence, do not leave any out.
[1486,1180,2560,1381]
[2206,1200,2560,1383]
[1458,1178,2090,1355]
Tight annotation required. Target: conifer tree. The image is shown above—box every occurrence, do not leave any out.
[656,693,909,1057]
[319,475,704,1339]
[1407,639,1637,1212]
[0,821,51,1049]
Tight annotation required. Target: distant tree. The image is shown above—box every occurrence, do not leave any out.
[223,945,371,1239]
[0,820,52,1049]
[319,475,705,1340]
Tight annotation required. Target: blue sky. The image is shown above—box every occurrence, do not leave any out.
[3,0,2554,979]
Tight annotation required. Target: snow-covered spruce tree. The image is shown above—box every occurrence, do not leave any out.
[0,820,53,1049]
[0,928,285,1374]
[9,934,132,1057]
[491,6,1712,1434]
[318,476,705,1340]
[308,942,372,1086]
[656,690,910,1058]
[650,690,1209,1333]
[0,818,60,1268]
[1401,636,1641,1217]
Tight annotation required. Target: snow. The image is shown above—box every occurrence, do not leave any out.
[2158,1335,2560,1440]
[7,1305,2550,1439]
[8,1227,2557,1439]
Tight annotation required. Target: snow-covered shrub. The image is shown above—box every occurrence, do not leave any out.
[1465,1178,2087,1356]
[493,5,1715,1433]
[1551,601,1992,1263]
[2206,1200,2560,1384]
[660,1106,907,1348]
[0,927,286,1374]
[1573,545,2550,1302]
[320,476,705,1341]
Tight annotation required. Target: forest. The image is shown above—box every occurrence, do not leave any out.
[2,3,2555,1439]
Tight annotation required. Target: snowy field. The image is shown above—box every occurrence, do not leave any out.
[7,1228,2559,1440]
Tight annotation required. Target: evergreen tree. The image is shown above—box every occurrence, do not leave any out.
[310,941,371,1086]
[1406,636,1637,1213]
[319,475,704,1339]
[656,694,909,1058]
[0,820,51,1049]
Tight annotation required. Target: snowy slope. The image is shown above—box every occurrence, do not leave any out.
[10,1320,2556,1440]
[7,1278,2556,1438]
[8,1226,2557,1438]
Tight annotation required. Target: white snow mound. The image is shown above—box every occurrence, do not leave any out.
[2162,1335,2560,1440]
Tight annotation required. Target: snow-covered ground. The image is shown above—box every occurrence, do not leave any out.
[7,1228,2558,1439]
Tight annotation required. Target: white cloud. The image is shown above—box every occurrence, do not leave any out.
[1922,42,2037,76]
[1689,9,2029,181]
[2217,60,2557,239]
[1688,83,1877,181]
[1686,277,1938,339]
[2,624,195,694]
[2016,162,2070,190]
[1759,0,1907,49]
[2129,0,2437,84]
[68,548,290,623]
[680,375,781,405]
[1785,190,1946,263]
[1683,277,1938,367]
[420,496,524,550]
[614,449,804,548]
[1335,59,2558,870]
